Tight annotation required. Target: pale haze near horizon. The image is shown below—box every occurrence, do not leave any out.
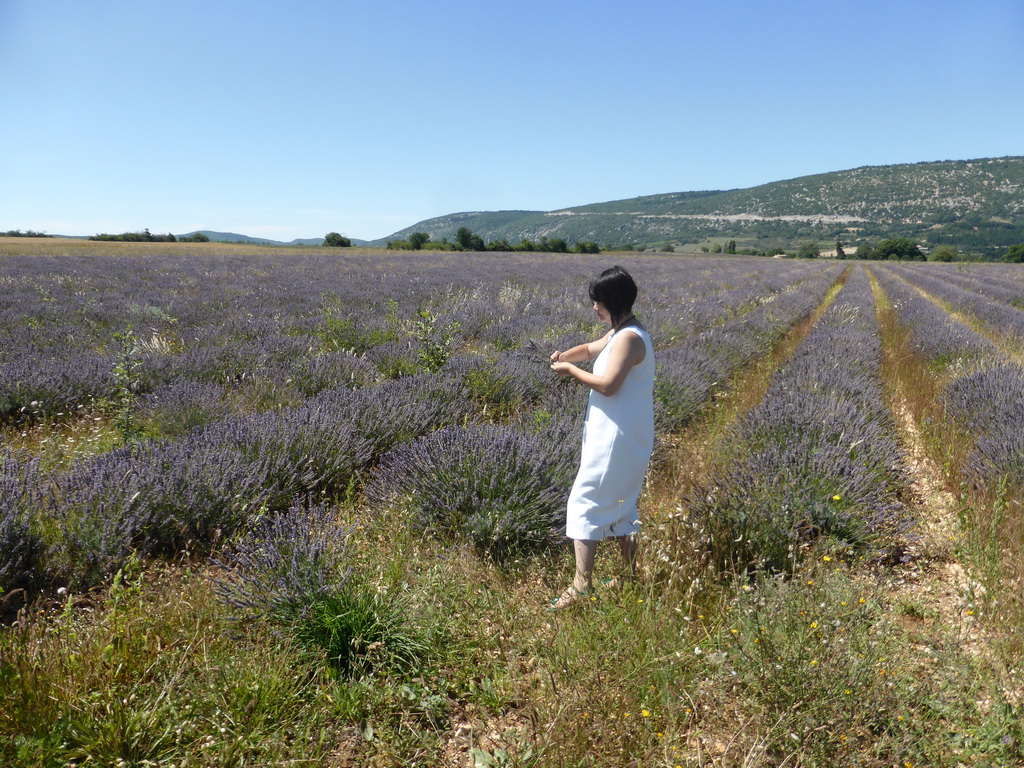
[2,0,1022,242]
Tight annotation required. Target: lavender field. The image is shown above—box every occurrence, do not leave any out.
[2,243,1024,767]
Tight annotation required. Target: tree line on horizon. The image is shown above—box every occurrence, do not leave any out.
[1,229,51,238]
[385,226,601,254]
[89,229,210,243]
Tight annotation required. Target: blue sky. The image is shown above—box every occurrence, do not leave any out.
[2,0,1022,242]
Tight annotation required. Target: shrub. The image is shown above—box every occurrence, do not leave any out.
[137,380,231,436]
[289,350,379,395]
[0,453,43,593]
[214,502,427,677]
[213,501,352,619]
[323,232,351,247]
[369,423,578,561]
[1003,243,1024,263]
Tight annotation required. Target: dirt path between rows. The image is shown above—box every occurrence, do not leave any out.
[884,392,985,658]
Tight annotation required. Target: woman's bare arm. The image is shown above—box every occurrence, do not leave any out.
[550,330,646,396]
[549,329,613,364]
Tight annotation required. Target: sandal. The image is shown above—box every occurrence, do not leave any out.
[547,585,590,612]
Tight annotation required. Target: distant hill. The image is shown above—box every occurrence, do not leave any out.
[179,231,369,247]
[370,157,1024,255]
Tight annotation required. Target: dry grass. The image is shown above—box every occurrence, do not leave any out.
[0,236,385,259]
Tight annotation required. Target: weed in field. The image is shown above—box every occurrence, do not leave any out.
[413,308,462,373]
[0,567,344,767]
[294,589,431,678]
[214,501,430,680]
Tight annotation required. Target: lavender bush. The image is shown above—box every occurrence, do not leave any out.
[0,352,116,424]
[0,453,43,593]
[873,267,998,366]
[213,501,428,677]
[653,266,843,433]
[942,363,1024,490]
[889,264,1024,341]
[136,380,232,436]
[878,266,1024,493]
[289,350,380,395]
[212,500,353,619]
[369,423,579,561]
[445,351,553,419]
[691,268,911,573]
[47,446,147,588]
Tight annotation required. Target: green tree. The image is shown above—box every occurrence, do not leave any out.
[796,241,820,259]
[725,239,737,254]
[455,227,485,251]
[1004,243,1024,263]
[408,232,429,250]
[835,239,846,259]
[854,242,875,260]
[929,245,959,262]
[874,238,924,261]
[324,232,351,247]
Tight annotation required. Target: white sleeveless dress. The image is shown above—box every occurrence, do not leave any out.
[565,325,655,540]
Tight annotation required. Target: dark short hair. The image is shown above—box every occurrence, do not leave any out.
[589,266,637,322]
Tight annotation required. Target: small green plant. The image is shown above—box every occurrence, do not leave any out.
[318,298,400,353]
[110,327,142,439]
[472,742,537,767]
[413,309,461,372]
[292,587,430,678]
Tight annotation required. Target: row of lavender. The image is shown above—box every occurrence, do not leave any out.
[689,266,911,572]
[0,251,832,426]
[872,266,1024,496]
[363,265,846,561]
[1,252,842,592]
[882,262,1024,343]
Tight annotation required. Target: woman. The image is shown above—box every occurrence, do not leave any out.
[548,266,655,611]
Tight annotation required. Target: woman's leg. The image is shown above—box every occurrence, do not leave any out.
[573,539,597,592]
[549,539,597,610]
[617,533,637,579]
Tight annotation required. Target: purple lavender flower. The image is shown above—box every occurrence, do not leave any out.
[0,452,43,592]
[368,422,578,560]
[212,500,352,619]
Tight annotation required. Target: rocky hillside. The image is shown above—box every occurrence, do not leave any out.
[372,157,1024,254]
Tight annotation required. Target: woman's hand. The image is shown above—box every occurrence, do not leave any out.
[550,350,563,363]
[550,360,574,377]
[551,331,645,395]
